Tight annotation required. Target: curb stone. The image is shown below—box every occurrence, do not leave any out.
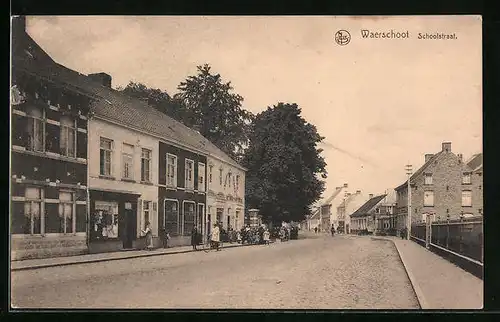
[373,237,429,309]
[11,243,253,272]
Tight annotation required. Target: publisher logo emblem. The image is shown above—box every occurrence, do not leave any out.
[335,30,351,46]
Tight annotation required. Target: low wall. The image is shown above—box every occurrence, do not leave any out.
[11,235,88,260]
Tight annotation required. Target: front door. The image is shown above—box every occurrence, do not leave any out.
[123,205,135,249]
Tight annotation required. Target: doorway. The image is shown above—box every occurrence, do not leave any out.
[197,204,204,235]
[123,205,136,249]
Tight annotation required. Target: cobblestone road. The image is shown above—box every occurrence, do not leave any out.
[11,235,419,309]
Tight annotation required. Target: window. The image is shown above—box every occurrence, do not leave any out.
[100,138,113,176]
[424,191,434,207]
[23,187,43,235]
[185,159,194,190]
[143,201,151,228]
[58,191,74,234]
[60,116,76,157]
[183,202,195,235]
[122,143,134,179]
[236,175,240,193]
[219,168,223,186]
[462,173,471,184]
[209,165,213,183]
[198,163,206,192]
[166,154,178,187]
[93,201,119,240]
[26,106,45,152]
[462,190,472,207]
[424,173,433,185]
[165,200,179,236]
[141,148,152,182]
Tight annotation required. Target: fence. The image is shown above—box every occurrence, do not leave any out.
[411,216,483,277]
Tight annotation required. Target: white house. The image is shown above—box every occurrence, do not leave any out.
[205,152,246,236]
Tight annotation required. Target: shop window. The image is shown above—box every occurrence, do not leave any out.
[183,202,195,235]
[26,105,45,152]
[58,191,74,234]
[185,159,194,190]
[166,154,178,187]
[45,203,60,233]
[100,138,113,176]
[24,187,43,235]
[60,116,76,157]
[198,162,206,192]
[92,201,119,240]
[141,148,152,182]
[165,200,179,236]
[76,204,87,232]
[122,143,134,179]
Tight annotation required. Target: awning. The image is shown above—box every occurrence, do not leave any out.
[89,187,142,196]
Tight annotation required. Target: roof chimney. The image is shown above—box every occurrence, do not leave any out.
[335,186,341,190]
[442,142,451,153]
[425,154,434,163]
[356,190,361,194]
[88,72,112,88]
[457,154,463,163]
[343,183,348,188]
[369,194,374,199]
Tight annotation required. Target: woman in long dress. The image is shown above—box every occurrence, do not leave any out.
[142,221,154,250]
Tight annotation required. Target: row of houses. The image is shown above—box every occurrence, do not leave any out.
[10,17,246,260]
[305,141,482,235]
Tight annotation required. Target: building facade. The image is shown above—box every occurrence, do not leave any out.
[11,17,93,259]
[158,142,207,247]
[88,115,159,252]
[206,154,246,237]
[350,194,387,234]
[337,190,366,234]
[394,142,483,233]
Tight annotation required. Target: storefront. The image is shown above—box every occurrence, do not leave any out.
[89,189,140,253]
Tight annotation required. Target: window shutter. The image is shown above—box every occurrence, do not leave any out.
[152,201,158,236]
[138,199,143,232]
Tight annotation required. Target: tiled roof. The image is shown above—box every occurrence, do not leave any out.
[466,153,483,172]
[13,30,245,171]
[321,187,344,207]
[394,151,443,191]
[350,194,386,218]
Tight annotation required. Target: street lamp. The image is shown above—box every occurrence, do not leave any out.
[405,164,413,240]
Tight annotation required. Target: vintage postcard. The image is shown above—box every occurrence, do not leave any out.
[10,15,482,310]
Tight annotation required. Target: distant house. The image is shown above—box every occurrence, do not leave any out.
[336,190,366,234]
[350,194,387,234]
[394,142,482,234]
[307,184,349,232]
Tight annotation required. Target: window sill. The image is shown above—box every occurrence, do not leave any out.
[461,183,472,185]
[141,181,154,186]
[12,146,87,164]
[461,206,473,208]
[99,175,116,181]
[121,178,136,183]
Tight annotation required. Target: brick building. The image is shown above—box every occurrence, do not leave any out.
[336,190,366,234]
[10,17,94,259]
[350,194,387,234]
[394,142,483,233]
[308,184,349,232]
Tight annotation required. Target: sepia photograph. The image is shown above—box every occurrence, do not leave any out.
[10,15,482,310]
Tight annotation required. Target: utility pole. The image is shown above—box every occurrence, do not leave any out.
[405,164,413,240]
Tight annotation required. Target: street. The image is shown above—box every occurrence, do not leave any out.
[11,235,419,309]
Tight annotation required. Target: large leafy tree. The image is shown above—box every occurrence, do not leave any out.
[176,64,254,161]
[118,65,253,161]
[242,103,327,224]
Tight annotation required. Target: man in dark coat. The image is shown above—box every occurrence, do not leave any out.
[191,227,199,250]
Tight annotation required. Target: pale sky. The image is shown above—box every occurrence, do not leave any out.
[25,15,482,200]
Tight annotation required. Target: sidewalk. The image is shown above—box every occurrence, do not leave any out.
[379,236,483,309]
[11,242,250,272]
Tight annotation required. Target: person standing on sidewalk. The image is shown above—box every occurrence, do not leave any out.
[191,227,199,251]
[331,224,335,237]
[263,228,270,245]
[211,223,221,251]
[141,222,154,251]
